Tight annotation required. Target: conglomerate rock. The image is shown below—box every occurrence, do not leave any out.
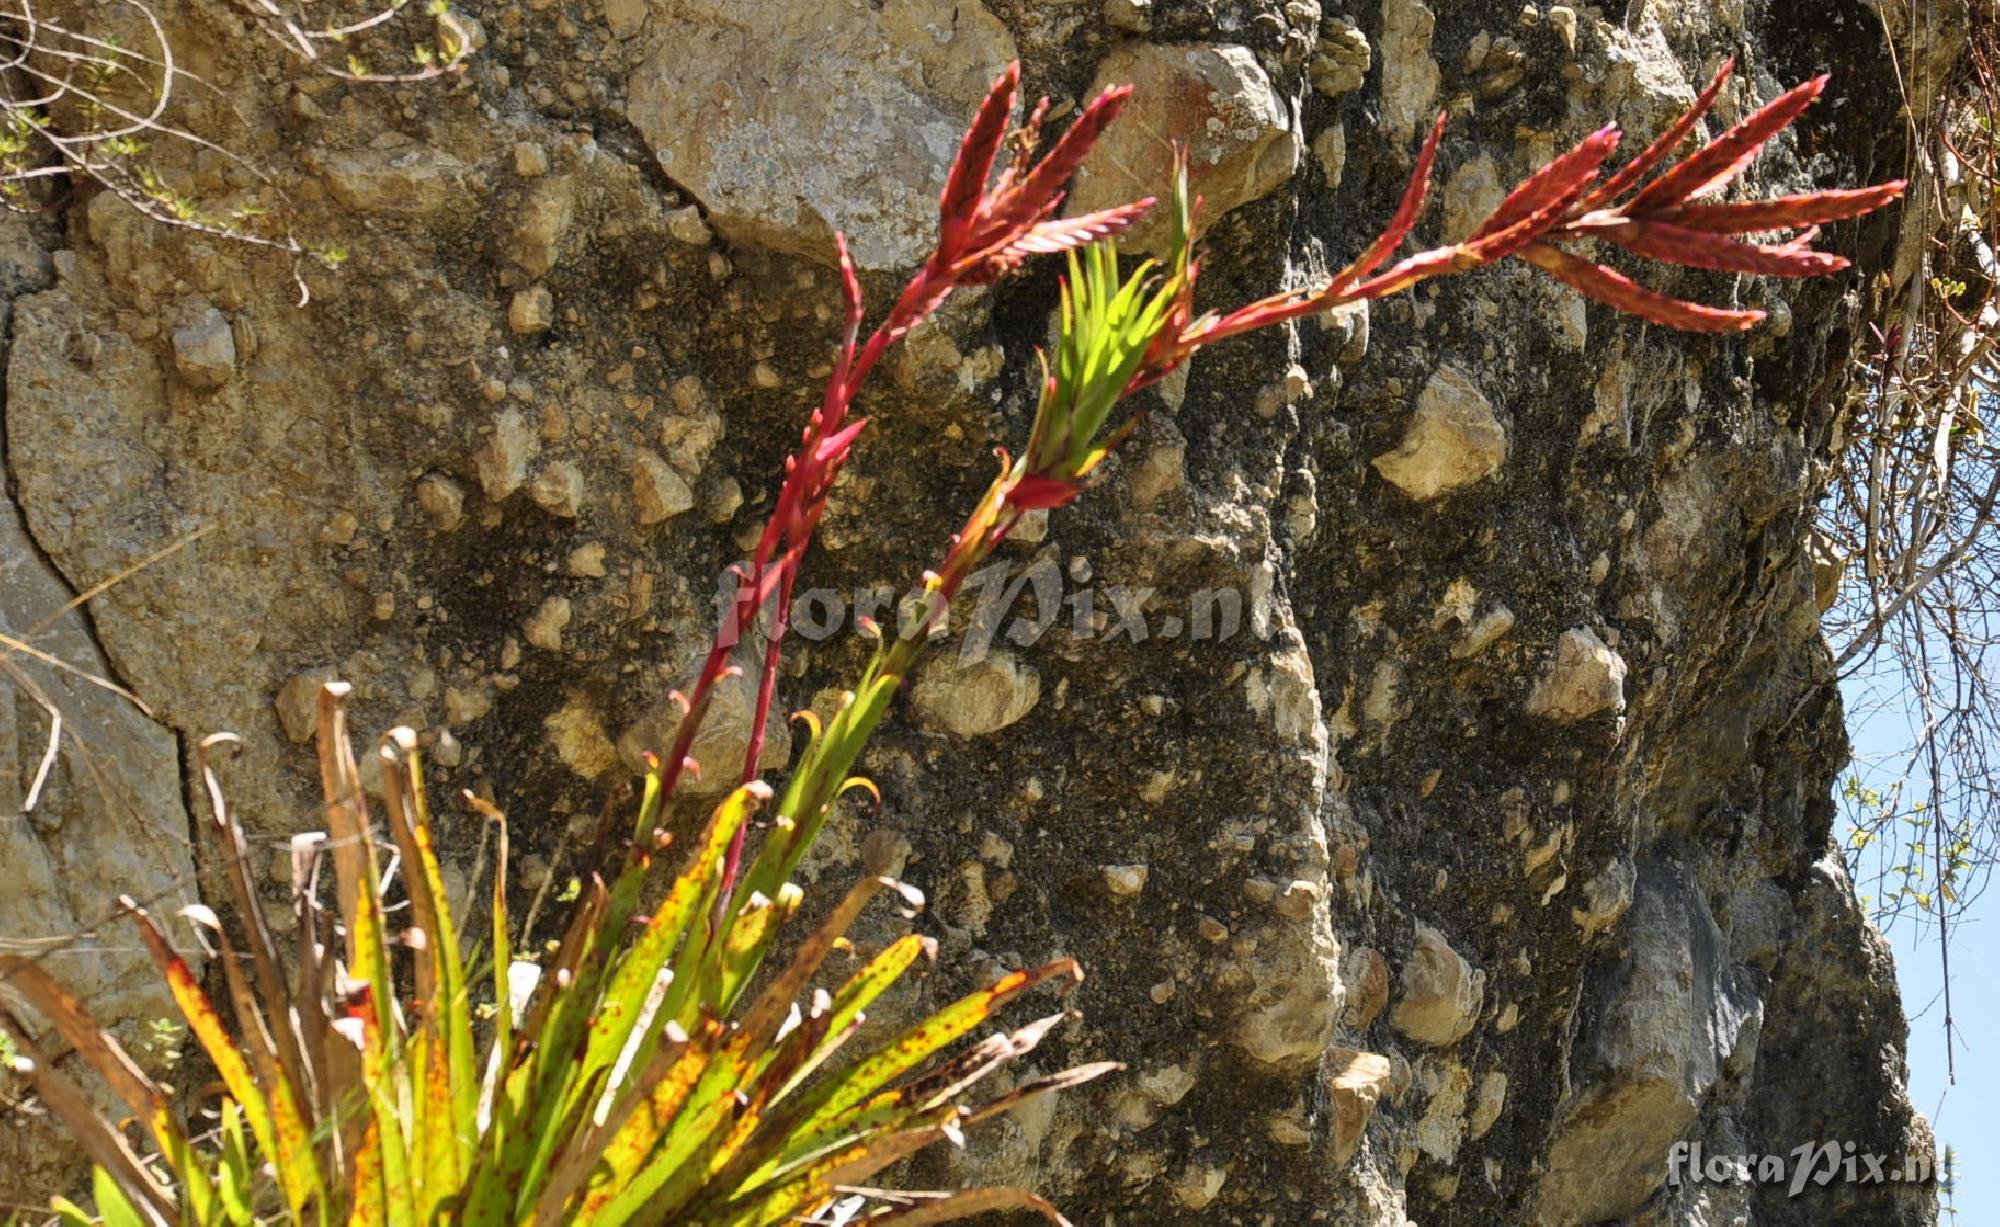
[0,0,1956,1222]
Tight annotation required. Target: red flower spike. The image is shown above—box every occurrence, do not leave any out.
[1182,113,1453,358]
[1661,182,1908,233]
[1001,199,1157,259]
[1628,74,1828,212]
[1471,69,1899,335]
[1580,59,1735,210]
[993,95,1055,198]
[1341,246,1474,304]
[1518,241,1765,333]
[827,234,865,390]
[1773,226,1823,253]
[814,417,870,466]
[1007,85,1135,225]
[1603,222,1851,277]
[1463,168,1604,263]
[1005,473,1083,512]
[1325,112,1450,297]
[1470,125,1621,244]
[904,76,1149,316]
[938,63,1021,251]
[657,61,1156,907]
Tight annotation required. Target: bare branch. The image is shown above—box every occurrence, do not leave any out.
[0,0,470,265]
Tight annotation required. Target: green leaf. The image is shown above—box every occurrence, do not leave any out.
[777,933,932,1102]
[570,1019,720,1222]
[775,960,1082,1167]
[91,1166,148,1227]
[48,1196,94,1227]
[1029,240,1182,484]
[128,906,326,1218]
[216,1101,255,1226]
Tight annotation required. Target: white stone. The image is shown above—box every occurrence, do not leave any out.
[545,698,621,778]
[1371,366,1508,500]
[528,461,585,518]
[1470,1070,1508,1139]
[1414,1057,1472,1163]
[1312,122,1348,190]
[321,144,478,216]
[417,473,466,532]
[1390,923,1485,1046]
[1103,863,1150,896]
[1379,0,1440,145]
[1549,4,1579,53]
[476,409,540,501]
[632,449,694,524]
[1327,1048,1394,1165]
[665,205,712,247]
[274,670,334,744]
[1450,604,1517,659]
[173,305,236,390]
[1442,153,1505,243]
[911,651,1041,737]
[1525,628,1627,722]
[603,0,647,38]
[509,285,554,335]
[626,0,1015,269]
[566,541,608,577]
[1571,858,1637,938]
[506,177,574,278]
[1310,20,1373,97]
[523,596,572,652]
[1066,43,1301,255]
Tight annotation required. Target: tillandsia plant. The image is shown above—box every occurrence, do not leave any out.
[0,55,1901,1227]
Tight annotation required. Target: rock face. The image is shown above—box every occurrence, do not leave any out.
[1536,860,1760,1222]
[0,0,1948,1222]
[911,652,1042,737]
[626,0,1016,269]
[1066,42,1302,252]
[0,214,198,1195]
[171,303,236,390]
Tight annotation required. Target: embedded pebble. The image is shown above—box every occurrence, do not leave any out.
[523,596,572,652]
[1103,864,1150,896]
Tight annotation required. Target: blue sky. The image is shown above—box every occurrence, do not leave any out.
[1845,682,1992,1222]
[1892,916,1989,1222]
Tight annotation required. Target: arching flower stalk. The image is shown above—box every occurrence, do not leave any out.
[656,65,1155,908]
[724,59,1908,924]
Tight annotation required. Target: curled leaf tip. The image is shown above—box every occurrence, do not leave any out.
[840,776,884,807]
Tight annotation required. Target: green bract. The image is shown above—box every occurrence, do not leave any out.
[1028,242,1184,485]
